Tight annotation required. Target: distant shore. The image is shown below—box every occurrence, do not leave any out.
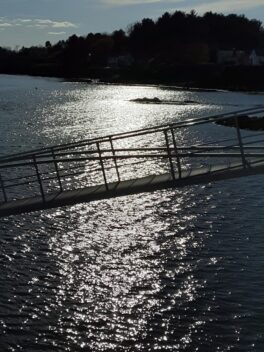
[65,78,226,93]
[2,64,264,93]
[64,64,264,93]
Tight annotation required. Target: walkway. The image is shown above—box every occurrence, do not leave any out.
[0,106,264,217]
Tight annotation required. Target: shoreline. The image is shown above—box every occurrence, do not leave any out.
[1,71,264,95]
[65,77,227,93]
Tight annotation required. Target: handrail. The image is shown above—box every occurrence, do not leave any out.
[1,107,264,205]
[2,152,264,171]
[2,142,264,167]
[0,106,263,162]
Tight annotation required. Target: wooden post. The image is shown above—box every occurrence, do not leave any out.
[235,117,247,168]
[170,127,182,179]
[51,148,63,192]
[0,173,7,203]
[109,136,120,182]
[96,142,108,190]
[164,130,175,180]
[33,154,45,202]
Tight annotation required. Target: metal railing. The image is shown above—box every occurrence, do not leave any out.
[1,107,264,204]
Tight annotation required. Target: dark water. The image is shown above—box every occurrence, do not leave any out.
[0,75,264,351]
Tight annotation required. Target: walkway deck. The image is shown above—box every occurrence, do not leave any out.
[1,160,264,217]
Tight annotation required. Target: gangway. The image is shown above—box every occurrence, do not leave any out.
[1,107,264,217]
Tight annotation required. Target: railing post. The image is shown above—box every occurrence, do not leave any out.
[235,117,247,168]
[51,148,63,192]
[109,136,120,182]
[33,154,45,202]
[96,142,108,190]
[164,129,175,180]
[170,127,182,179]
[0,173,7,203]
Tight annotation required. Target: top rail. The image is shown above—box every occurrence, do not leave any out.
[1,106,263,163]
[1,107,264,209]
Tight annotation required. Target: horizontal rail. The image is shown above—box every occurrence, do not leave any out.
[3,143,264,165]
[28,145,264,157]
[47,106,264,149]
[1,106,263,162]
[1,107,264,209]
[2,152,264,171]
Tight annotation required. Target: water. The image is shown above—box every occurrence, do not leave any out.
[0,74,264,351]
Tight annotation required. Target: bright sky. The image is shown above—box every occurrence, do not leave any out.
[1,0,264,48]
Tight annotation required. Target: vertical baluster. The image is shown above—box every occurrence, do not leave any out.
[96,142,108,190]
[235,117,247,168]
[0,173,7,203]
[170,127,182,179]
[164,130,175,180]
[51,148,63,192]
[33,154,45,202]
[109,136,120,182]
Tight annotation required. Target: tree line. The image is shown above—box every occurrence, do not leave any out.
[0,10,264,82]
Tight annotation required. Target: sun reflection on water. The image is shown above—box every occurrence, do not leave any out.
[29,185,213,351]
[1,77,264,351]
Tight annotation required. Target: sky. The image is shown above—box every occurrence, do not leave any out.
[1,0,264,48]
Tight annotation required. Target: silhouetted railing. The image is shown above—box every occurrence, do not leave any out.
[1,107,264,204]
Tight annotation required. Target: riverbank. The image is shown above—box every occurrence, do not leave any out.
[2,63,264,92]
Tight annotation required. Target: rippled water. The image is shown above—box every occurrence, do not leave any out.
[0,75,264,351]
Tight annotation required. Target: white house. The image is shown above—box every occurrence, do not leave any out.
[249,50,264,66]
[217,49,264,66]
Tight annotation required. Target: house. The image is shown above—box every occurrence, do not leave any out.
[249,50,264,66]
[217,49,264,66]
